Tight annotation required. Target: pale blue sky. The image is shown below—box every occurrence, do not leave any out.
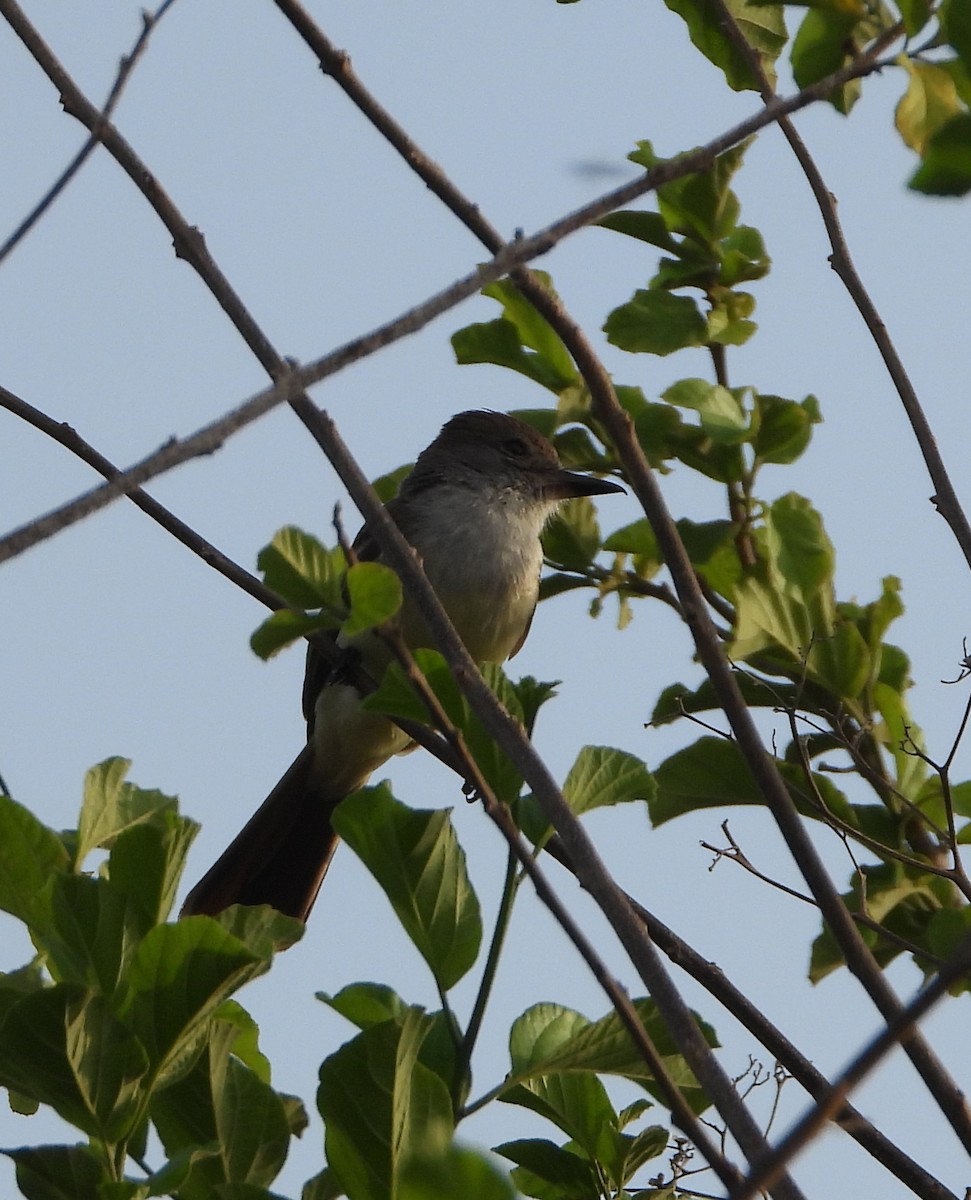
[2,2,971,1196]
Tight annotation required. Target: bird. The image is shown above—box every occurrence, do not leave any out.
[181,410,624,922]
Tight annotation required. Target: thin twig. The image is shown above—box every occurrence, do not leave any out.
[703,820,816,905]
[0,0,178,266]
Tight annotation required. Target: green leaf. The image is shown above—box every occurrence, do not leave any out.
[502,1072,618,1168]
[503,999,716,1114]
[495,1139,599,1200]
[342,562,403,637]
[119,917,270,1076]
[604,518,660,560]
[513,676,561,738]
[662,378,750,442]
[927,906,971,959]
[214,903,306,958]
[718,225,770,285]
[3,1145,110,1200]
[0,985,149,1140]
[213,1000,273,1084]
[0,794,70,929]
[332,785,482,992]
[752,394,820,465]
[651,138,751,243]
[910,113,971,196]
[872,679,928,800]
[809,862,945,981]
[943,0,971,69]
[363,651,524,803]
[652,674,800,727]
[64,991,150,1141]
[318,982,411,1030]
[75,758,179,866]
[400,1145,517,1200]
[452,320,571,393]
[791,9,861,114]
[562,747,656,817]
[452,276,578,393]
[897,0,931,35]
[148,1015,298,1197]
[257,527,346,610]
[321,989,462,1108]
[604,290,708,356]
[662,0,787,91]
[211,1055,293,1188]
[318,1010,453,1200]
[596,210,679,252]
[250,609,341,661]
[107,812,199,932]
[371,464,413,504]
[651,735,857,828]
[482,276,579,387]
[896,61,963,156]
[42,873,137,993]
[730,494,841,675]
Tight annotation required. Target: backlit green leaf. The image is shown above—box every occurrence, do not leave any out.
[401,1145,517,1200]
[120,918,269,1075]
[604,290,707,356]
[562,746,655,816]
[910,113,971,195]
[651,735,856,828]
[0,794,69,929]
[342,562,402,637]
[662,0,787,91]
[3,1145,109,1200]
[76,758,179,866]
[250,608,341,661]
[896,61,963,156]
[257,527,346,610]
[318,1009,453,1200]
[333,786,482,991]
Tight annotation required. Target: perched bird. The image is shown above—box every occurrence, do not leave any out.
[181,410,623,922]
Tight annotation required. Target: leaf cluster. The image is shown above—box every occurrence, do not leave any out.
[0,760,306,1198]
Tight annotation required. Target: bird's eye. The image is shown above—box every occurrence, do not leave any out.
[504,437,529,458]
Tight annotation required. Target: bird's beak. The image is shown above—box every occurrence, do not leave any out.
[546,468,626,501]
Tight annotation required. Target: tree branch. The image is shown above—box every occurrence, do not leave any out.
[0,0,178,267]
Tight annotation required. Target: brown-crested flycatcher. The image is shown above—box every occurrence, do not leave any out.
[181,410,624,922]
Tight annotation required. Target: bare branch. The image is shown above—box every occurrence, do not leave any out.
[0,0,178,266]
